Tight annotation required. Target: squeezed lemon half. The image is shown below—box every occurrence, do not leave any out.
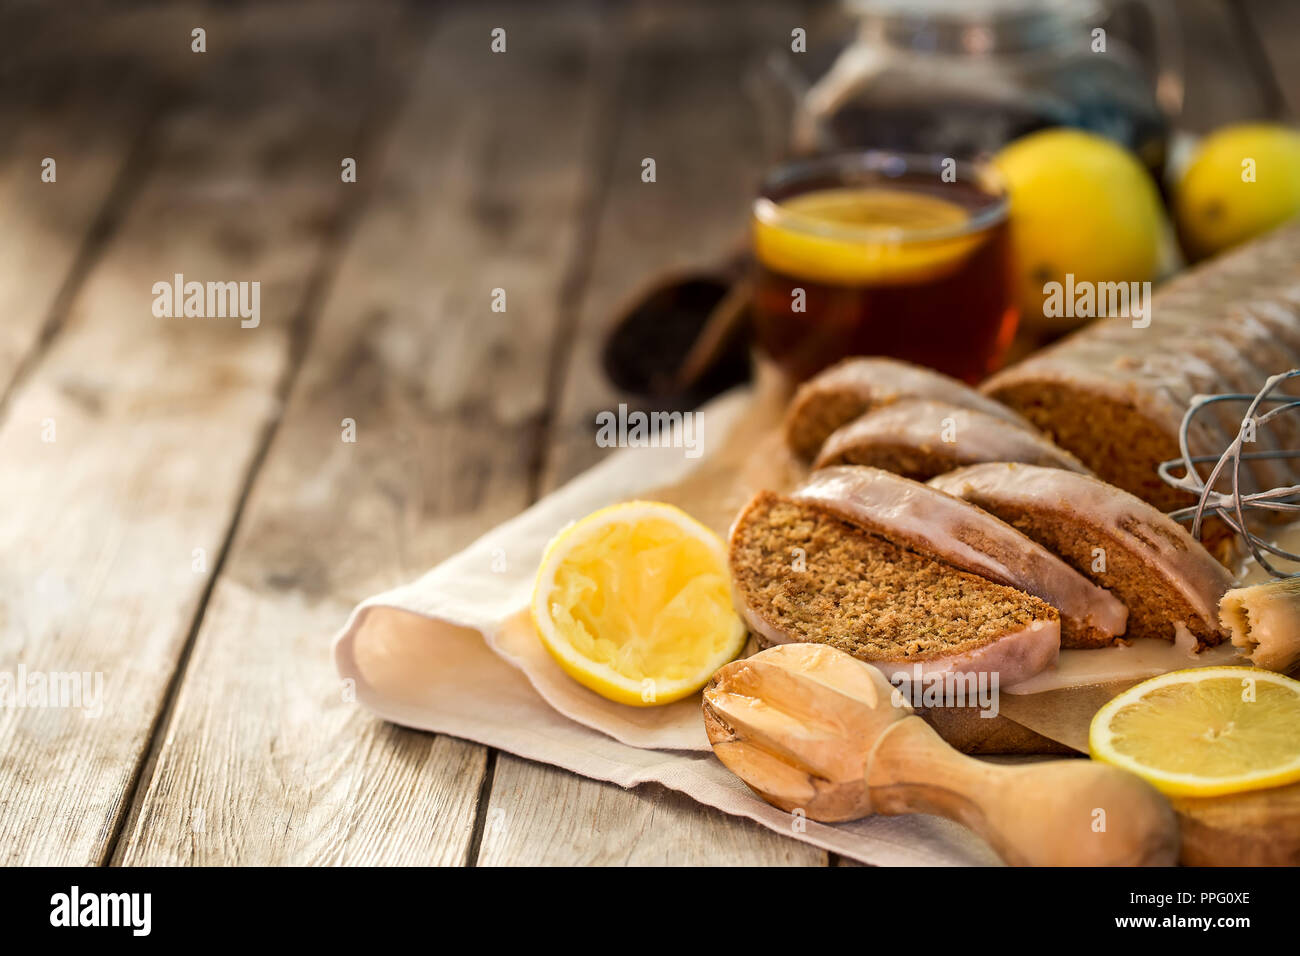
[530,501,746,706]
[1089,666,1300,797]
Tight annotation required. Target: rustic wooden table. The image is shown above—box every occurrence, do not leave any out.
[1,0,1295,867]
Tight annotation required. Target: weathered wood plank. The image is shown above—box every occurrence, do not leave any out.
[0,4,406,866]
[479,0,828,867]
[115,1,612,866]
[0,75,149,397]
[539,2,787,491]
[477,762,822,866]
[1176,0,1277,130]
[1237,0,1300,117]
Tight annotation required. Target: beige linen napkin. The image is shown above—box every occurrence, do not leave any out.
[332,386,1002,865]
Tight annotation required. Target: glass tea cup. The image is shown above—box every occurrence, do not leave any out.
[751,152,1018,384]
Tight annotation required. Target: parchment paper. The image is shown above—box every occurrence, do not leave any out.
[331,368,1122,866]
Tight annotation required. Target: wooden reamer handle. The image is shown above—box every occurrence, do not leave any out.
[865,716,1180,866]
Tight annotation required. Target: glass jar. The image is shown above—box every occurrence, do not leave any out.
[791,0,1179,183]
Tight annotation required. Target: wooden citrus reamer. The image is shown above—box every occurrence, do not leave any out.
[703,643,1179,866]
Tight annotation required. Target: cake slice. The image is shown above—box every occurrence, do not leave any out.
[729,491,1060,685]
[784,356,1033,461]
[812,397,1092,479]
[793,466,1127,647]
[930,463,1234,647]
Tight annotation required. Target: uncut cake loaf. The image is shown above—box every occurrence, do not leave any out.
[784,356,1033,461]
[981,221,1300,513]
[930,463,1234,648]
[813,397,1092,479]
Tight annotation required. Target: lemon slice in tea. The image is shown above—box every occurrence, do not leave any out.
[753,187,985,286]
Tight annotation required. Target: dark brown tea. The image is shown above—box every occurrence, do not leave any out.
[752,155,1018,384]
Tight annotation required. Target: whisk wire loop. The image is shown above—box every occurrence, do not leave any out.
[1158,369,1300,577]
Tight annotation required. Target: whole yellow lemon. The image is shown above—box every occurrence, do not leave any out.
[994,128,1164,332]
[1175,122,1300,261]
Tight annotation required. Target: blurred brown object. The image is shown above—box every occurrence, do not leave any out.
[602,254,753,407]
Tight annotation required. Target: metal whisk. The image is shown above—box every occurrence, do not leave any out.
[1158,369,1300,577]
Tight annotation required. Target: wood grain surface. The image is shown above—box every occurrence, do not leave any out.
[115,2,608,866]
[0,0,1293,867]
[0,72,148,399]
[478,0,828,868]
[1238,0,1300,118]
[0,0,407,866]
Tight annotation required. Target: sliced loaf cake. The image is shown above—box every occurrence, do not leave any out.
[728,491,1060,685]
[812,397,1091,479]
[793,466,1127,647]
[929,463,1234,647]
[784,356,1032,461]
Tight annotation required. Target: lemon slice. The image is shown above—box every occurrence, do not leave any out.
[531,501,746,706]
[753,187,985,286]
[1090,667,1300,797]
